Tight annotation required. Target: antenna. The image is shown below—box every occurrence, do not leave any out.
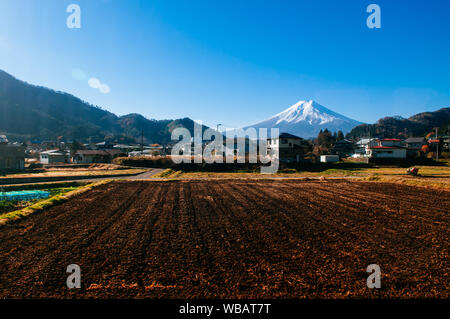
[141,129,144,153]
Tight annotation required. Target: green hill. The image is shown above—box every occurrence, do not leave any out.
[346,107,450,139]
[0,70,205,143]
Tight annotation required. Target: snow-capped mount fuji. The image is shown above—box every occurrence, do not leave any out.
[243,100,363,138]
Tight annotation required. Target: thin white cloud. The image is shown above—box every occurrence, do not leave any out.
[88,77,110,94]
[99,83,110,94]
[88,77,101,88]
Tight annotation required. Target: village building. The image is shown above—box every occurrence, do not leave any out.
[404,137,426,157]
[366,139,406,159]
[94,141,114,150]
[39,150,70,164]
[0,135,26,170]
[72,149,123,164]
[354,138,378,156]
[404,137,426,149]
[113,144,138,153]
[144,144,164,156]
[128,145,165,157]
[378,138,404,147]
[267,133,306,163]
[332,139,354,157]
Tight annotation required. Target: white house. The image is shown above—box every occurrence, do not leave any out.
[360,138,407,159]
[40,150,70,164]
[267,132,306,163]
[355,138,378,156]
[366,138,407,159]
[366,147,407,159]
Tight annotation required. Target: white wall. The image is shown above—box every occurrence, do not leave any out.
[368,148,406,158]
[320,155,339,162]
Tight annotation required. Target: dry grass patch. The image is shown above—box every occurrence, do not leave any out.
[0,169,147,179]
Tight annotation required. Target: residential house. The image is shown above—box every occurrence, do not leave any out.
[0,136,26,170]
[332,139,354,157]
[95,141,114,150]
[73,149,123,164]
[404,137,426,158]
[128,145,164,157]
[354,138,378,156]
[405,137,426,150]
[128,151,145,157]
[144,144,164,156]
[378,138,404,147]
[367,139,406,159]
[267,132,306,163]
[113,144,138,154]
[40,150,70,164]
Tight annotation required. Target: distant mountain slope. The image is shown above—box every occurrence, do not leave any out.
[117,113,204,144]
[242,100,363,138]
[0,70,204,143]
[346,107,450,139]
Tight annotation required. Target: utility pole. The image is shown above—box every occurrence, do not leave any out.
[216,124,222,156]
[141,129,144,153]
[435,127,439,161]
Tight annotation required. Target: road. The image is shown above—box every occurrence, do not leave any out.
[54,168,166,183]
[2,168,165,187]
[123,168,165,180]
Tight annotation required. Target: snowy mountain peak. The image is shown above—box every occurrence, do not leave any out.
[271,100,338,125]
[244,100,363,138]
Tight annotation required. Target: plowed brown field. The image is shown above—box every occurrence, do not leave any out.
[0,180,448,298]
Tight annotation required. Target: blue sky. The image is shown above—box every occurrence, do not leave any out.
[0,0,449,128]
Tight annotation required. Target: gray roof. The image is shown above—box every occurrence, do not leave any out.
[278,132,302,139]
[335,139,353,144]
[40,150,67,156]
[404,137,425,143]
[356,138,377,145]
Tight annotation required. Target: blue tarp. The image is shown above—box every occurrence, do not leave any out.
[0,190,50,201]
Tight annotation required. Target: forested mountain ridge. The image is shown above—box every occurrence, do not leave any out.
[346,107,450,139]
[0,69,203,143]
